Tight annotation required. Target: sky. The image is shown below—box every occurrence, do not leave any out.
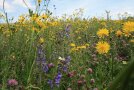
[0,0,134,22]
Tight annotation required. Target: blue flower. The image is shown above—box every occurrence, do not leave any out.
[55,72,62,87]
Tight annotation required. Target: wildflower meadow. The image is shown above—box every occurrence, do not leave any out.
[0,0,134,90]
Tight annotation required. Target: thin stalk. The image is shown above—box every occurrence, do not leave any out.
[3,0,10,29]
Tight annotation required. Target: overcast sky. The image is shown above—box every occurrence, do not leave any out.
[0,0,134,21]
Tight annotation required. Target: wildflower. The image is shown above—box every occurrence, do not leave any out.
[87,68,93,74]
[67,71,76,78]
[65,56,71,64]
[123,21,134,33]
[39,38,44,44]
[38,0,42,4]
[65,24,71,37]
[55,72,62,87]
[77,80,83,86]
[8,79,18,86]
[30,14,38,21]
[97,28,109,38]
[36,21,44,27]
[70,43,76,47]
[59,56,71,72]
[116,30,122,37]
[123,21,134,36]
[48,63,54,68]
[58,56,65,61]
[122,61,127,65]
[77,79,86,86]
[36,45,49,73]
[41,14,48,19]
[62,65,68,72]
[42,63,49,73]
[51,21,59,26]
[67,88,72,90]
[65,24,71,32]
[80,75,85,80]
[70,47,79,52]
[130,39,134,43]
[90,79,95,85]
[77,45,86,49]
[18,15,25,23]
[96,41,110,54]
[47,79,53,89]
[78,36,81,39]
[93,88,98,90]
[85,43,89,47]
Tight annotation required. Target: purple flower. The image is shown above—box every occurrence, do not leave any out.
[55,72,62,87]
[47,79,53,89]
[65,24,71,32]
[36,45,49,73]
[37,46,43,55]
[63,65,68,72]
[36,45,46,62]
[65,56,71,64]
[65,24,71,37]
[8,79,18,86]
[42,63,49,73]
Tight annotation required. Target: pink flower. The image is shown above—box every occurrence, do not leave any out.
[87,68,93,74]
[8,79,18,86]
[90,79,95,85]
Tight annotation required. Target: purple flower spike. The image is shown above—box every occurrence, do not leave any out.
[47,79,53,89]
[65,56,71,64]
[42,63,49,73]
[55,72,62,87]
[65,24,71,37]
[63,65,68,72]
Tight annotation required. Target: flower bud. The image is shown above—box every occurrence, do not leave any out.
[8,79,18,86]
[87,68,93,74]
[90,79,95,85]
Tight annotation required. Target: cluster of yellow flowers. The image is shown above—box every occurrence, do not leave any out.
[18,15,25,23]
[123,21,134,36]
[96,28,110,54]
[70,43,89,52]
[97,28,109,38]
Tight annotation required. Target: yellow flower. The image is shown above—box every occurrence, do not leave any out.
[70,47,79,52]
[38,0,42,3]
[70,43,76,47]
[78,36,81,39]
[101,22,106,27]
[51,21,59,26]
[41,14,48,19]
[39,38,44,44]
[30,14,38,21]
[96,41,110,54]
[123,21,134,36]
[36,17,46,28]
[116,30,122,37]
[130,39,134,43]
[32,27,39,32]
[18,15,25,23]
[77,45,86,49]
[97,28,109,38]
[85,43,89,47]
